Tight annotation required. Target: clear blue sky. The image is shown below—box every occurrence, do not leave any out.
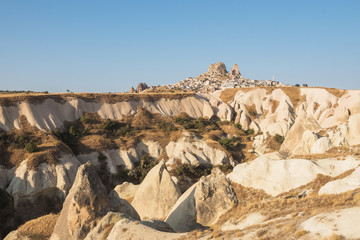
[1,0,359,92]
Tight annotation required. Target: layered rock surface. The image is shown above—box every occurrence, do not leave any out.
[165,168,238,232]
[131,161,181,220]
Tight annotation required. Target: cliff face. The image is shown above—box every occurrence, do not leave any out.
[0,93,232,131]
[2,87,360,240]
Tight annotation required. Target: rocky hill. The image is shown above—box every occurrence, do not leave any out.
[166,62,289,92]
[1,86,360,240]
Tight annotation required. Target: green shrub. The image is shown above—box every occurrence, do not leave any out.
[235,123,242,130]
[100,119,121,132]
[217,120,230,126]
[80,115,89,124]
[25,141,38,153]
[172,163,213,179]
[157,121,177,135]
[295,84,300,87]
[218,138,232,150]
[245,129,255,135]
[13,133,32,148]
[274,134,285,144]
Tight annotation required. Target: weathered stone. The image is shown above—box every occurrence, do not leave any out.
[229,64,242,79]
[165,168,238,232]
[50,163,112,240]
[135,83,149,93]
[131,161,181,220]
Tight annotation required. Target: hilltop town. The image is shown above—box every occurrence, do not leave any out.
[166,62,289,92]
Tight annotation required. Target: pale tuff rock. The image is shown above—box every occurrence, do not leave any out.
[0,95,232,131]
[106,217,181,240]
[108,190,140,220]
[0,166,14,190]
[165,168,238,232]
[229,64,242,79]
[292,130,319,155]
[164,184,198,232]
[135,82,149,93]
[195,168,238,225]
[311,137,332,154]
[50,163,113,240]
[129,86,136,93]
[165,134,230,166]
[346,113,360,146]
[280,114,320,154]
[83,212,127,240]
[131,161,181,220]
[6,154,81,208]
[227,156,360,197]
[202,62,228,77]
[319,166,360,195]
[112,182,139,201]
[301,207,360,239]
[77,140,162,173]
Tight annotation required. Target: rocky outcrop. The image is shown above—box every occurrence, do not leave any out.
[0,166,14,190]
[50,162,113,239]
[165,134,230,166]
[131,161,181,220]
[108,190,140,220]
[135,83,149,93]
[129,86,136,93]
[229,64,242,79]
[202,62,228,77]
[301,207,360,239]
[165,168,238,232]
[111,182,139,201]
[0,94,231,131]
[6,154,81,208]
[228,156,360,197]
[319,166,360,195]
[77,140,162,172]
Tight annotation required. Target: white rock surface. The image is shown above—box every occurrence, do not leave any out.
[166,168,238,232]
[6,154,81,207]
[227,156,360,196]
[0,94,230,132]
[166,134,229,166]
[302,207,360,239]
[112,182,139,200]
[131,161,181,220]
[106,216,182,240]
[319,166,360,195]
[77,140,162,172]
[311,137,332,154]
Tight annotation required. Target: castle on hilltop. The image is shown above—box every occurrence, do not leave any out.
[167,62,288,92]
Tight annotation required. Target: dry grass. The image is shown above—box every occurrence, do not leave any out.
[246,104,257,121]
[17,213,59,240]
[295,229,308,237]
[323,88,347,98]
[0,92,195,107]
[271,99,280,113]
[314,102,320,112]
[278,87,306,110]
[219,88,241,103]
[328,233,344,240]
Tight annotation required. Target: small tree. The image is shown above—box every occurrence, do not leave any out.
[295,84,300,87]
[25,141,38,153]
[274,134,285,144]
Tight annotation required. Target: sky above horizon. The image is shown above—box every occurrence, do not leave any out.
[1,0,360,93]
